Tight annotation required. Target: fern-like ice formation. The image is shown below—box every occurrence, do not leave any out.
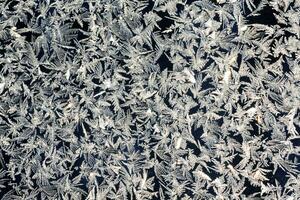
[0,0,300,199]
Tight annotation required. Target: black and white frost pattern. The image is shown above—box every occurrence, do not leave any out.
[0,0,300,199]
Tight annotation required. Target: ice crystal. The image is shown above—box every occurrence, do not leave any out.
[0,0,300,199]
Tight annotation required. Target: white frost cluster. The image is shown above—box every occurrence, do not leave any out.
[0,0,300,199]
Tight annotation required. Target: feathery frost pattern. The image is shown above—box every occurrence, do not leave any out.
[0,0,300,199]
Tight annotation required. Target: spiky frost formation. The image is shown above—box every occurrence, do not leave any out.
[0,0,300,199]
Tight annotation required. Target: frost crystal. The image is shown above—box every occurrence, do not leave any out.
[0,0,299,199]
